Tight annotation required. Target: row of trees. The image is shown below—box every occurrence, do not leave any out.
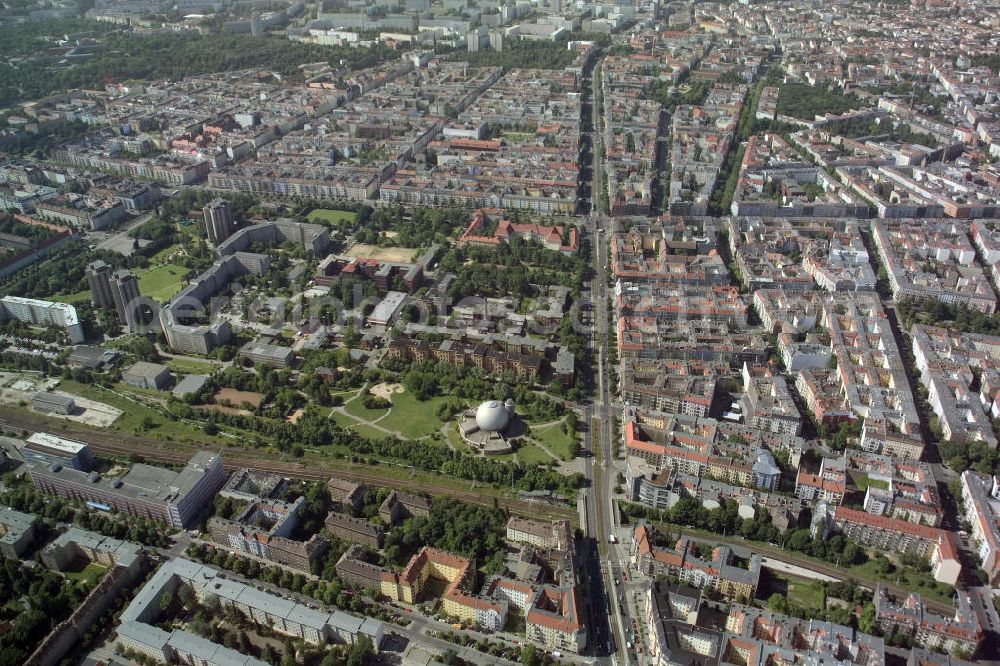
[1,477,173,547]
[620,498,869,568]
[0,213,56,242]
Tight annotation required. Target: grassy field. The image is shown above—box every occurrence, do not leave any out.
[307,208,358,225]
[444,422,465,448]
[149,243,182,261]
[345,396,390,422]
[62,561,108,587]
[329,410,391,442]
[56,379,227,444]
[787,579,826,612]
[851,472,889,491]
[515,442,555,465]
[165,357,221,375]
[531,422,577,460]
[49,261,187,305]
[52,290,91,305]
[848,559,954,605]
[378,390,455,439]
[140,263,188,302]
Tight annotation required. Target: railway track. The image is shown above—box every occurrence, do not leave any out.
[0,409,575,522]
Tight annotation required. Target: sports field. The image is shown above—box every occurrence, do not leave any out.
[307,208,358,225]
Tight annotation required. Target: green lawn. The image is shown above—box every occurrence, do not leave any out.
[848,559,954,605]
[47,260,187,305]
[139,263,188,302]
[852,472,889,491]
[531,422,578,460]
[787,579,826,612]
[345,396,390,422]
[62,561,108,587]
[165,357,221,375]
[330,410,390,441]
[515,442,555,465]
[150,243,182,261]
[378,391,455,439]
[307,208,358,226]
[445,422,470,451]
[52,290,91,305]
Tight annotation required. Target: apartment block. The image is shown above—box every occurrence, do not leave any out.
[829,507,961,584]
[378,490,431,525]
[624,408,801,492]
[116,558,383,662]
[208,497,327,572]
[874,585,981,655]
[633,525,762,601]
[910,324,1000,448]
[325,511,385,549]
[0,295,84,343]
[959,471,1000,586]
[505,517,574,551]
[0,505,39,558]
[381,547,507,631]
[872,220,996,314]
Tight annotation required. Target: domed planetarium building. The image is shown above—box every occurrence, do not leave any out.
[459,399,521,454]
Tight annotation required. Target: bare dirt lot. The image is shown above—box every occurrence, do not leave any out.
[200,388,264,416]
[348,244,419,263]
[370,382,404,401]
[0,373,122,427]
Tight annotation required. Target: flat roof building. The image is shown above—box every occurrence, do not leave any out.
[0,295,84,343]
[239,339,296,368]
[41,526,144,573]
[172,373,209,399]
[116,558,382,663]
[122,361,173,391]
[30,450,225,528]
[369,291,408,326]
[0,505,39,558]
[66,345,121,371]
[24,432,93,471]
[32,391,76,415]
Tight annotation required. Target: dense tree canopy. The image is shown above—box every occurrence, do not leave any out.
[0,19,395,107]
[775,82,865,120]
[383,497,509,576]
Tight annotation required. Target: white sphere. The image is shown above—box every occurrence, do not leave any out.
[476,400,510,433]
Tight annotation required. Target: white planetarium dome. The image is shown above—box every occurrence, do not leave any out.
[475,400,510,433]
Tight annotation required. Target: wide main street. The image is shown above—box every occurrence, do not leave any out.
[576,49,640,666]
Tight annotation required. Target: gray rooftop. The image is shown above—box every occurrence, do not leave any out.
[31,450,220,505]
[46,526,143,569]
[119,557,382,654]
[173,373,209,398]
[0,505,38,547]
[122,360,171,380]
